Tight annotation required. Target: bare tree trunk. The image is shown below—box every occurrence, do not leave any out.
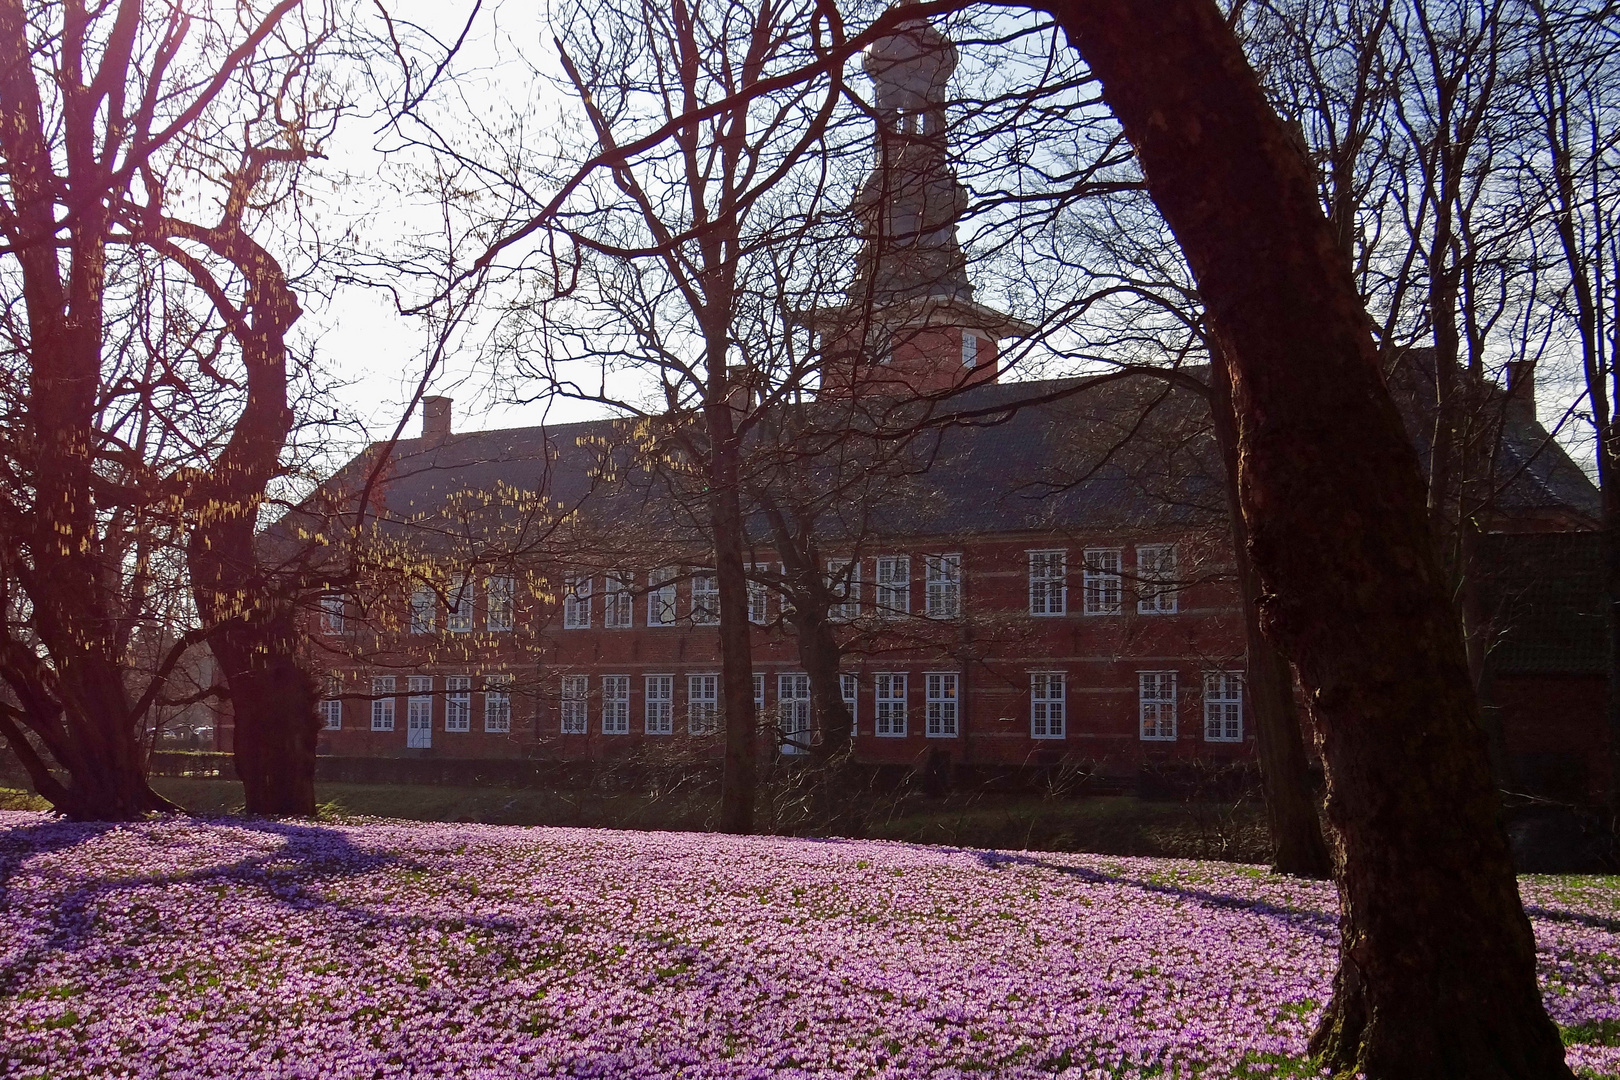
[761,505,854,760]
[708,401,758,834]
[1209,355,1331,879]
[1045,1,1570,1074]
[206,612,319,815]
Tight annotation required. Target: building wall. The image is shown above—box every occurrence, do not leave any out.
[310,528,1257,774]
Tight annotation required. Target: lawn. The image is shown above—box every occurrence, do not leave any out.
[2,780,1273,862]
[1,812,1616,1079]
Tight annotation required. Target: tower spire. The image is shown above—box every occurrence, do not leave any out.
[851,7,972,305]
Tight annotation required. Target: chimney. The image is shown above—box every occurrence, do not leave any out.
[1506,361,1536,422]
[421,396,452,443]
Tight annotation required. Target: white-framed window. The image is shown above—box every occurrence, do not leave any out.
[1083,548,1123,616]
[1028,550,1066,616]
[827,559,859,621]
[445,676,471,732]
[924,554,961,619]
[318,594,345,634]
[962,332,979,367]
[925,672,959,738]
[874,555,911,617]
[560,675,589,735]
[841,673,858,735]
[688,673,719,735]
[408,676,433,744]
[1204,671,1244,743]
[875,673,907,738]
[320,677,343,730]
[753,672,765,715]
[648,568,678,627]
[485,575,515,632]
[1031,672,1065,739]
[484,675,512,733]
[691,574,719,625]
[645,674,674,735]
[370,676,396,731]
[602,675,630,735]
[747,566,770,625]
[1137,544,1179,614]
[604,573,634,629]
[563,574,592,629]
[446,575,473,633]
[409,586,436,634]
[778,673,811,754]
[1139,671,1178,741]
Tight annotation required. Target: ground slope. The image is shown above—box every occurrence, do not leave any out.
[0,813,1616,1078]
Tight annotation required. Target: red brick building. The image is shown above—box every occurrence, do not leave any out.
[281,13,1604,793]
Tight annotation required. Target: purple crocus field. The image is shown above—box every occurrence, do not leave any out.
[1,812,1617,1079]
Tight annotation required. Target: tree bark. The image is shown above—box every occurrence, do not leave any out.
[1044,2,1570,1075]
[1209,355,1331,879]
[708,399,758,835]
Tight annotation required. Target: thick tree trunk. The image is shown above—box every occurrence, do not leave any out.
[1209,358,1331,879]
[208,611,319,816]
[1045,2,1570,1075]
[708,404,758,835]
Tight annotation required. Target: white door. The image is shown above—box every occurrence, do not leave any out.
[778,674,810,755]
[407,694,433,748]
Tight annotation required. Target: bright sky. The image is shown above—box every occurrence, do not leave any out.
[297,0,1599,479]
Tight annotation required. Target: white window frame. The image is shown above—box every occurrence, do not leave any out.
[603,573,634,629]
[370,676,396,731]
[826,559,859,621]
[484,675,512,733]
[1028,550,1067,616]
[407,676,434,746]
[874,673,907,738]
[747,566,770,625]
[485,575,515,632]
[1137,544,1179,615]
[1203,671,1244,743]
[961,332,979,367]
[645,674,675,735]
[691,574,719,625]
[1083,548,1123,616]
[778,673,811,754]
[924,554,961,619]
[445,675,472,732]
[925,672,959,738]
[446,575,473,633]
[320,685,343,730]
[563,574,592,629]
[753,672,766,715]
[874,555,911,618]
[560,675,589,735]
[648,568,678,627]
[1139,671,1179,742]
[840,673,858,736]
[409,586,436,635]
[602,675,631,735]
[318,594,345,634]
[1031,672,1065,739]
[688,673,719,735]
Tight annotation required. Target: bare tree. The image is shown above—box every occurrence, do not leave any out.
[1045,0,1571,1072]
[0,0,344,819]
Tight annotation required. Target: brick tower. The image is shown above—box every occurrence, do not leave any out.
[816,6,1031,398]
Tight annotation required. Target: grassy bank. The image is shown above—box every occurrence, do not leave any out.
[0,776,1269,860]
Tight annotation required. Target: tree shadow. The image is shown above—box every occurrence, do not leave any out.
[0,816,532,996]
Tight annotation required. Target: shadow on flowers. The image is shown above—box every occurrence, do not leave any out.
[0,817,525,995]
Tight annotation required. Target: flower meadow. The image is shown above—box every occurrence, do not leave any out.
[1,813,1618,1080]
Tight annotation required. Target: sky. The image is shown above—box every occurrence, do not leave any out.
[295,0,1599,479]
